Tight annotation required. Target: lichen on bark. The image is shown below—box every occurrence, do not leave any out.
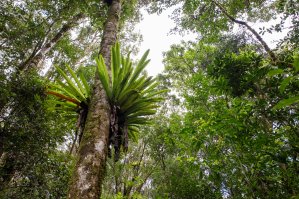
[66,1,122,198]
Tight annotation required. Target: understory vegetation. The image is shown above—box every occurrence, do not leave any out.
[0,0,299,198]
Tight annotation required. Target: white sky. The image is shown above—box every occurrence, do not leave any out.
[134,6,290,77]
[135,8,197,77]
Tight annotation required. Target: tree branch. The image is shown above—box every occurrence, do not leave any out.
[211,0,295,69]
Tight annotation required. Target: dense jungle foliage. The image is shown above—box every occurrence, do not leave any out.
[0,0,299,198]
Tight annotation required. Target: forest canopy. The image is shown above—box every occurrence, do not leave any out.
[0,0,299,198]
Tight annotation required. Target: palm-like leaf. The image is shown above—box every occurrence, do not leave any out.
[46,42,168,160]
[49,65,90,104]
[46,64,91,155]
[96,41,168,126]
[96,41,168,161]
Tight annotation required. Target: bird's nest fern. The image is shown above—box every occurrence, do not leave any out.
[46,41,168,161]
[46,63,90,155]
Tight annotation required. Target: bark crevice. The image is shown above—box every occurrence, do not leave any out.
[67,1,122,198]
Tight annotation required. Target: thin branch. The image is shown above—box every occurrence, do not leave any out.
[211,0,295,69]
[17,13,87,72]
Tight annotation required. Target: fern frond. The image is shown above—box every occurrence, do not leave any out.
[45,91,80,105]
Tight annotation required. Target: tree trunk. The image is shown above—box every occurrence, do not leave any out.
[45,52,62,80]
[18,13,86,72]
[0,13,86,113]
[66,1,122,198]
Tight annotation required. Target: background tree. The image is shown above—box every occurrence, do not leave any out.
[0,0,143,198]
[159,31,299,198]
[1,0,299,198]
[0,71,74,198]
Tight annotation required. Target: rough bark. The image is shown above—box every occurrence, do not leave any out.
[18,13,86,72]
[66,1,122,198]
[98,0,122,77]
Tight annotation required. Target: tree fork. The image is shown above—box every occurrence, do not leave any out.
[66,1,122,198]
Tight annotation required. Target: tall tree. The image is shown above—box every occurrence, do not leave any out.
[159,32,299,198]
[148,0,297,68]
[0,0,97,112]
[18,13,87,72]
[0,71,73,198]
[67,1,122,198]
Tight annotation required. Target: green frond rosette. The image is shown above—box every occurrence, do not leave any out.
[96,41,169,143]
[46,64,91,115]
[46,64,91,155]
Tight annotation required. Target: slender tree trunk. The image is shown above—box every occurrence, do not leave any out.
[73,30,99,67]
[45,52,62,80]
[0,13,86,113]
[124,178,135,197]
[18,13,86,72]
[67,1,122,198]
[0,153,16,192]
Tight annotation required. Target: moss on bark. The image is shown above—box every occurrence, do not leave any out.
[67,1,122,198]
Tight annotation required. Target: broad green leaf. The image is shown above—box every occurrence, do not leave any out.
[128,51,150,86]
[49,85,80,102]
[95,56,112,100]
[54,65,86,103]
[274,97,299,109]
[128,130,138,143]
[294,56,299,72]
[280,76,293,93]
[55,79,72,92]
[79,73,91,99]
[266,69,287,77]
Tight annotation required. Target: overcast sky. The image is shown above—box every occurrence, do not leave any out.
[135,7,197,77]
[134,6,290,77]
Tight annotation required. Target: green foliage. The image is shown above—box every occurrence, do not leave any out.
[47,64,90,107]
[266,52,299,109]
[160,37,299,197]
[96,41,168,141]
[161,0,276,42]
[46,62,92,155]
[46,63,91,148]
[274,96,299,109]
[2,0,299,198]
[207,51,266,97]
[0,71,73,198]
[46,42,168,161]
[275,0,299,49]
[266,68,288,77]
